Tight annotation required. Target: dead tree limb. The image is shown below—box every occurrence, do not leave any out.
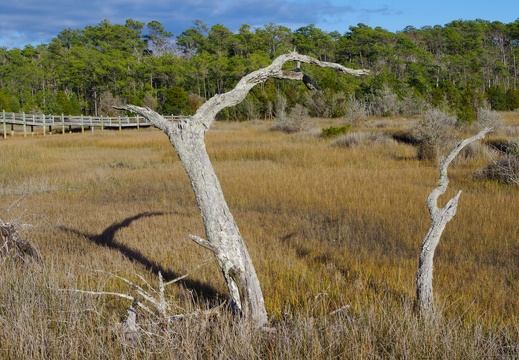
[416,127,492,315]
[55,261,214,343]
[116,52,369,327]
[119,298,140,344]
[0,219,42,263]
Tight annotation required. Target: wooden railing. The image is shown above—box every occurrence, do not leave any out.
[1,111,184,138]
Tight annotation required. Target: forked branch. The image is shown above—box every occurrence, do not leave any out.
[417,127,492,315]
[192,52,369,128]
[114,52,369,328]
[54,259,213,342]
[116,51,369,133]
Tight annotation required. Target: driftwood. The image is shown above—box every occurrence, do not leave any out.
[416,127,492,315]
[116,52,369,327]
[117,298,140,344]
[57,260,222,345]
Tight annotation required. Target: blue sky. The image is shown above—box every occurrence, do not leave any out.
[1,0,518,49]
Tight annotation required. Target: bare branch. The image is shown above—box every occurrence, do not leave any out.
[193,52,369,128]
[426,128,492,215]
[163,255,212,287]
[77,267,165,310]
[55,262,220,342]
[113,104,184,137]
[417,127,492,315]
[54,288,155,315]
[188,234,220,255]
[133,272,156,293]
[115,53,368,135]
[114,52,369,327]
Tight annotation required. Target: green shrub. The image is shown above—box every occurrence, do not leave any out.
[322,125,351,138]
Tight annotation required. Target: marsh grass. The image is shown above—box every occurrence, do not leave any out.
[0,119,517,358]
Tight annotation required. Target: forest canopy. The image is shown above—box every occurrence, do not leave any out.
[1,18,519,123]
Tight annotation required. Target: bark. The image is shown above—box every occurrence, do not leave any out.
[117,52,369,327]
[120,299,140,344]
[416,127,492,315]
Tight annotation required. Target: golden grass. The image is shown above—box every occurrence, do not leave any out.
[0,119,518,358]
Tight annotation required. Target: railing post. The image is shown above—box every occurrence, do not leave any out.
[61,114,65,134]
[2,110,6,139]
[136,115,140,130]
[100,115,104,131]
[23,112,27,137]
[42,114,46,136]
[118,116,122,131]
[81,115,84,134]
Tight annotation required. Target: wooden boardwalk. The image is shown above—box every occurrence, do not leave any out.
[1,111,183,138]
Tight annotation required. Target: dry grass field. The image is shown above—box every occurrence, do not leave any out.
[0,114,518,358]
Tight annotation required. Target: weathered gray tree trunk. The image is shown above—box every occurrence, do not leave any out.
[118,52,369,327]
[416,127,491,315]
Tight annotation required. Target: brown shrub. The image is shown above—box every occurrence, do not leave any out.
[0,220,41,263]
[412,108,457,162]
[271,104,317,133]
[476,153,519,185]
[332,131,396,148]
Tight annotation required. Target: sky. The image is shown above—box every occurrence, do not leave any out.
[1,0,519,49]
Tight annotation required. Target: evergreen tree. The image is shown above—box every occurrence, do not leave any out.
[506,89,519,110]
[1,18,519,118]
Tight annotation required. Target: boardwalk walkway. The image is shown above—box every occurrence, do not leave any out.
[1,111,182,138]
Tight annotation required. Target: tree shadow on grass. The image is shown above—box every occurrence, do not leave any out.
[59,212,220,302]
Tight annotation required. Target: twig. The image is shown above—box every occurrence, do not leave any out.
[188,234,219,255]
[328,305,351,316]
[53,288,155,315]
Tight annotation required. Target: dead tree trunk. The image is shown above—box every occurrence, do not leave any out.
[416,127,492,315]
[117,52,369,327]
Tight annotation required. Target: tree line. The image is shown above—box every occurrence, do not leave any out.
[1,18,519,123]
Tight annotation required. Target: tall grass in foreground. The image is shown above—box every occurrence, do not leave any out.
[0,260,516,359]
[0,117,518,358]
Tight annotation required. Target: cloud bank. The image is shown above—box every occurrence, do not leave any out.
[2,0,517,49]
[0,0,383,48]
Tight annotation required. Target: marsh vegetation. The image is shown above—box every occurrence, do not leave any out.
[0,114,518,358]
